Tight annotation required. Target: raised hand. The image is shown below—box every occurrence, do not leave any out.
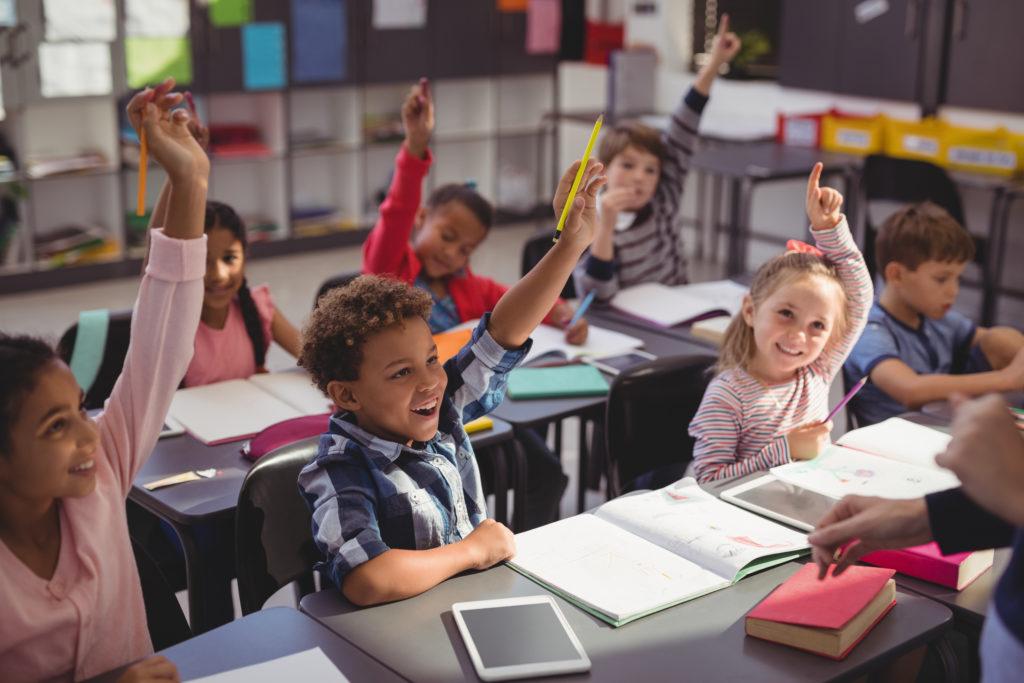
[709,13,742,66]
[402,77,434,159]
[552,158,607,249]
[806,162,843,230]
[126,78,208,183]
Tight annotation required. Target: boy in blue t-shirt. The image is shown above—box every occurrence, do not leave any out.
[844,202,1024,425]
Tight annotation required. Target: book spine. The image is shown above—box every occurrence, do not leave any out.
[861,549,956,589]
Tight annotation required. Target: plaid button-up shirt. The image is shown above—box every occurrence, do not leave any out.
[298,315,529,587]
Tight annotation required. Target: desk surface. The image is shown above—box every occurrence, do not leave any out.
[87,607,406,683]
[301,563,950,683]
[131,417,515,525]
[690,141,860,179]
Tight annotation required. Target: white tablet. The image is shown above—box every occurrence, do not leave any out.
[452,596,591,681]
[583,350,656,375]
[721,474,837,532]
[159,415,185,439]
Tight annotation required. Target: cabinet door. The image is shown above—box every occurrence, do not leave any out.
[945,1,1024,112]
[778,0,843,91]
[836,0,924,101]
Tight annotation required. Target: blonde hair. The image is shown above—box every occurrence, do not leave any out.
[715,252,849,374]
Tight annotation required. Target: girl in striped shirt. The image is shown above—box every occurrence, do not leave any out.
[689,164,872,483]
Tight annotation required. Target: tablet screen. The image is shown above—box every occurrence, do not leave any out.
[459,603,583,668]
[730,478,835,530]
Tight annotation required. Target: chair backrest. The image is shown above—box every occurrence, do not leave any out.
[313,271,361,308]
[57,309,133,410]
[604,353,717,498]
[131,537,192,650]
[861,155,970,277]
[235,436,323,615]
[521,230,576,299]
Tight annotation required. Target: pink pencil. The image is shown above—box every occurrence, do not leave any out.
[824,376,868,424]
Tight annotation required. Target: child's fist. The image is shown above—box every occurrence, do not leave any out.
[806,162,843,230]
[552,301,589,345]
[786,420,833,461]
[553,158,606,249]
[116,656,180,683]
[465,518,515,570]
[709,14,742,65]
[402,77,434,159]
[126,78,209,182]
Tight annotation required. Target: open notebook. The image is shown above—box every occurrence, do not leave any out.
[454,319,643,363]
[771,417,959,500]
[168,371,332,445]
[509,478,808,627]
[609,280,748,328]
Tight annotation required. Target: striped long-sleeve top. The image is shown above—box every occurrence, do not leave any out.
[688,218,873,483]
[572,87,708,301]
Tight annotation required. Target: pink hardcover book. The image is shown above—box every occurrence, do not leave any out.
[862,543,993,590]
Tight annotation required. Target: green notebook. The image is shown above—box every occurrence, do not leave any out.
[507,365,609,399]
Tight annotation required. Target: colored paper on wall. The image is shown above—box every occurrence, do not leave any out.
[243,23,286,90]
[0,0,16,27]
[526,0,560,54]
[126,0,190,38]
[44,0,117,42]
[372,0,426,29]
[125,37,193,88]
[38,42,113,98]
[292,0,347,83]
[209,0,252,27]
[498,0,528,11]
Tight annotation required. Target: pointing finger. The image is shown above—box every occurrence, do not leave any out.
[807,162,823,203]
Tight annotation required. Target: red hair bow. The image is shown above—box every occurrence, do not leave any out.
[786,239,824,257]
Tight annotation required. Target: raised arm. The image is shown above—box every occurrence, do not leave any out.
[99,82,209,494]
[487,160,606,348]
[805,163,872,379]
[362,79,433,275]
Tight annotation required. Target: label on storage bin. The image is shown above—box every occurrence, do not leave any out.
[837,129,871,149]
[785,118,818,147]
[947,146,1016,170]
[901,134,940,157]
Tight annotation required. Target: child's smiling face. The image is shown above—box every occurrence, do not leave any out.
[0,360,100,502]
[412,201,487,279]
[743,274,843,383]
[328,317,448,445]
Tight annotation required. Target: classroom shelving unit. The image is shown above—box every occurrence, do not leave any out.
[0,0,558,294]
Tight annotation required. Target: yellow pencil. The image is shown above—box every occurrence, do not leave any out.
[553,114,603,243]
[136,128,148,217]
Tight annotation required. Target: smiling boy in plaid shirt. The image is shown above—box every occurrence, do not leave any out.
[298,160,606,606]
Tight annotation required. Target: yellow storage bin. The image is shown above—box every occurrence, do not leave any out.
[821,113,884,155]
[942,124,1018,177]
[1007,129,1024,174]
[884,117,945,163]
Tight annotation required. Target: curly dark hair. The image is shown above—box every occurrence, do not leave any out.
[0,334,59,455]
[300,275,433,389]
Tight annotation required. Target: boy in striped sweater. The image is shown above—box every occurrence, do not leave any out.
[689,164,872,483]
[573,15,741,300]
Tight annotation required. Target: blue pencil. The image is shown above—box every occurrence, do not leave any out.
[567,291,596,328]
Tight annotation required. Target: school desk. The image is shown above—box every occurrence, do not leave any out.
[84,607,406,683]
[129,417,517,635]
[490,315,711,513]
[299,560,950,683]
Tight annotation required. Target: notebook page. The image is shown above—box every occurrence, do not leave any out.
[594,478,808,580]
[610,280,747,328]
[524,323,643,362]
[169,379,303,445]
[186,647,349,683]
[771,444,960,501]
[836,417,952,470]
[248,371,333,415]
[510,514,728,622]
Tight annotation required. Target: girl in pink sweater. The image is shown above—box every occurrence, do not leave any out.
[0,81,208,682]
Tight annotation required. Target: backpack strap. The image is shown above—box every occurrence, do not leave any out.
[69,309,110,394]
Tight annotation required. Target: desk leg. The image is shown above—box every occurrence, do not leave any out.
[509,441,529,532]
[727,177,752,277]
[161,518,211,635]
[711,174,724,264]
[695,170,707,260]
[576,418,590,514]
[490,446,509,527]
[981,188,1008,326]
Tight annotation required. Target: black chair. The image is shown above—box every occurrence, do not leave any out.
[130,537,192,650]
[521,230,576,299]
[604,354,717,498]
[313,270,361,308]
[235,436,323,615]
[57,309,133,410]
[861,154,994,322]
